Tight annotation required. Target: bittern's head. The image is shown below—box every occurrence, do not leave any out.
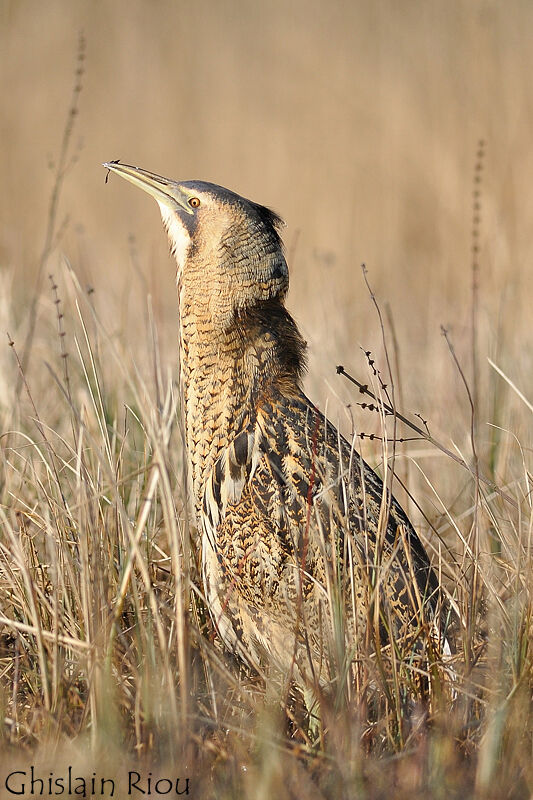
[104,162,289,330]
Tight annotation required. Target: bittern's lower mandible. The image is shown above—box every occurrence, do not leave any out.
[104,161,450,702]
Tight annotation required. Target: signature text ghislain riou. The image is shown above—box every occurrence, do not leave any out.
[4,767,190,796]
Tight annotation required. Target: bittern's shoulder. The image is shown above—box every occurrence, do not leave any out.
[200,387,349,539]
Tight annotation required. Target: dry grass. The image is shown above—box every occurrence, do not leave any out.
[1,1,533,797]
[1,260,531,798]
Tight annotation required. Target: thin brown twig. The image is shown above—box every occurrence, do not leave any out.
[16,32,85,396]
[335,364,518,510]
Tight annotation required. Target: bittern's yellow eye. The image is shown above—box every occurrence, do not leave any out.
[188,197,201,208]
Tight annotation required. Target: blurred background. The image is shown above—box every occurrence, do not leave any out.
[1,0,533,497]
[2,4,533,783]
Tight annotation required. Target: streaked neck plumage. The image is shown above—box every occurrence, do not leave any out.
[177,272,306,513]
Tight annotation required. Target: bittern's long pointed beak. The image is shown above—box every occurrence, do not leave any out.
[103,162,194,215]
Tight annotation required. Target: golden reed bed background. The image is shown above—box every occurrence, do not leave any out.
[2,0,533,422]
[1,1,532,797]
[3,0,533,523]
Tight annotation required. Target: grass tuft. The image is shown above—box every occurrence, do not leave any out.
[0,259,531,798]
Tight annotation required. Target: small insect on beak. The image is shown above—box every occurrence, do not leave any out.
[102,162,194,215]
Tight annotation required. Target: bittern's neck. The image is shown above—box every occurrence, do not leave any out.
[178,288,306,509]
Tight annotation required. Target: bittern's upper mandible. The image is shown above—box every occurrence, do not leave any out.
[104,161,450,695]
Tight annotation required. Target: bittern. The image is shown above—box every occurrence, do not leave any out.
[104,162,449,702]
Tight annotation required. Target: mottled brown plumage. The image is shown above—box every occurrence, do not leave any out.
[105,163,449,693]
